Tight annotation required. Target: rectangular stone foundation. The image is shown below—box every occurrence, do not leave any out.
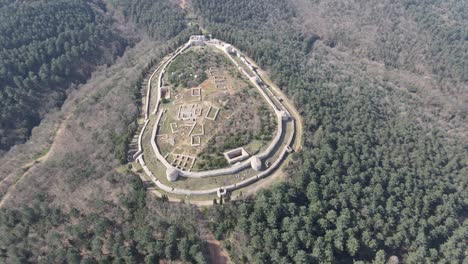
[223,147,249,164]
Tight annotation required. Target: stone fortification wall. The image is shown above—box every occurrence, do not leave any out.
[137,36,297,196]
[137,119,295,197]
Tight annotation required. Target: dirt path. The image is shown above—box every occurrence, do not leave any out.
[203,230,231,264]
[148,188,215,206]
[179,0,187,9]
[146,188,231,262]
[242,168,286,196]
[0,118,67,208]
[195,209,232,264]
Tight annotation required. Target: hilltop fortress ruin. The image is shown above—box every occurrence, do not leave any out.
[131,35,299,199]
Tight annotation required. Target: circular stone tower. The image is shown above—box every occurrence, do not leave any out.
[279,111,291,122]
[166,167,179,182]
[250,156,263,171]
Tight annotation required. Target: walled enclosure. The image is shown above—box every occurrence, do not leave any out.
[134,36,297,197]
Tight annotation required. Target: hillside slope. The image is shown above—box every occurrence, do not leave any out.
[192,0,467,262]
[0,0,465,263]
[0,0,128,153]
[0,0,210,262]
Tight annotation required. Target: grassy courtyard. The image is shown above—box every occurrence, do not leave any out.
[155,46,276,171]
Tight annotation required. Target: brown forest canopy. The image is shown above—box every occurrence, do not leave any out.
[0,0,466,263]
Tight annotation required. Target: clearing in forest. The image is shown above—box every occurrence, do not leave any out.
[135,36,298,199]
[156,46,276,172]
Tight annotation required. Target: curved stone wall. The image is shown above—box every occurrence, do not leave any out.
[151,38,288,179]
[136,120,295,196]
[137,36,298,196]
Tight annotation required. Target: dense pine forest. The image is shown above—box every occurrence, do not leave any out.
[0,177,206,263]
[115,0,187,40]
[192,0,467,263]
[0,0,208,262]
[0,0,127,152]
[0,0,466,263]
